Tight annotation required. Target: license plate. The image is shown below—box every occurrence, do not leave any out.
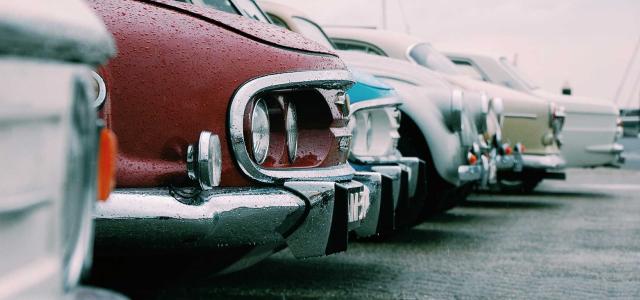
[348,185,370,223]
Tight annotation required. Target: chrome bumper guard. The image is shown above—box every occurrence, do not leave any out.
[480,152,524,188]
[95,178,378,260]
[354,157,426,236]
[369,165,404,234]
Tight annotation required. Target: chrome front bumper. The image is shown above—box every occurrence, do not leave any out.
[94,176,381,260]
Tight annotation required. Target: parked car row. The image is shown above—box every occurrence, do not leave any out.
[0,0,626,297]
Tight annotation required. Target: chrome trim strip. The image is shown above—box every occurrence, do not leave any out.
[349,96,402,115]
[229,70,355,183]
[503,112,537,119]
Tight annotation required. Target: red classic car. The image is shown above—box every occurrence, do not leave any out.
[89,0,381,271]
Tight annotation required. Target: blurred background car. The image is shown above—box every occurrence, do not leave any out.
[327,28,565,192]
[446,53,625,168]
[0,0,121,299]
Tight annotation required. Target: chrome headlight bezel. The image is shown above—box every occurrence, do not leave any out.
[348,97,403,163]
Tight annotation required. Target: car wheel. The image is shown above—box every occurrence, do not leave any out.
[398,116,467,218]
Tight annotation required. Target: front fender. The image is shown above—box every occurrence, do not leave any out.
[391,84,466,185]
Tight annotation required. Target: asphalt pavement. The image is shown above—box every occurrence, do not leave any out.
[92,137,640,299]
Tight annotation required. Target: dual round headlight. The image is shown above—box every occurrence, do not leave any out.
[285,102,298,162]
[250,98,298,164]
[251,98,270,164]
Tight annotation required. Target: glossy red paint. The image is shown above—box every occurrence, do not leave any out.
[90,0,348,188]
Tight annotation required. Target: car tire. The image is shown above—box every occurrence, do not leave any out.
[398,116,467,218]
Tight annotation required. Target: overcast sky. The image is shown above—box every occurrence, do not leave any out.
[269,0,640,107]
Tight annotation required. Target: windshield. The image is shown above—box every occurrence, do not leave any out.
[498,57,539,90]
[408,43,459,75]
[195,0,239,14]
[291,17,334,49]
[231,0,270,22]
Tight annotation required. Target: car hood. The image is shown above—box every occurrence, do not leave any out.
[348,67,396,103]
[0,0,115,64]
[532,89,618,115]
[151,0,336,56]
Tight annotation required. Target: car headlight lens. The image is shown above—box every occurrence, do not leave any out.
[285,102,298,162]
[252,98,270,164]
[187,131,222,190]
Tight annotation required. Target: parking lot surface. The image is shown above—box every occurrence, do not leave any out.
[94,138,640,299]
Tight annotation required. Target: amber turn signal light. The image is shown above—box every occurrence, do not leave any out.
[97,128,117,201]
[504,146,513,155]
[467,153,478,165]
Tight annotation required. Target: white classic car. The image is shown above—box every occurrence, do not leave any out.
[0,0,123,299]
[447,53,624,168]
[326,27,567,192]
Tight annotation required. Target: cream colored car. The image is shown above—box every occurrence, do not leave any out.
[326,27,566,192]
[446,53,624,168]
